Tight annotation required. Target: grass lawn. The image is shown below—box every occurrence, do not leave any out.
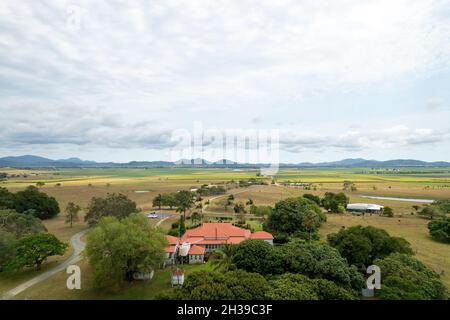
[13,259,214,300]
[319,213,450,289]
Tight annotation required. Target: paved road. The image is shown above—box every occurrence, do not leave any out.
[2,229,88,300]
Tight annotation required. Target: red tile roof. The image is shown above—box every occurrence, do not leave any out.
[250,231,274,240]
[166,235,179,245]
[179,223,273,245]
[188,245,206,255]
[165,246,177,253]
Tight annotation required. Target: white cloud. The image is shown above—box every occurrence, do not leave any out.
[0,0,449,161]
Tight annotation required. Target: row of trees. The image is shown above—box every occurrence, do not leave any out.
[152,191,196,219]
[0,186,60,220]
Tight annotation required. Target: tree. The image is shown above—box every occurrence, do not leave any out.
[85,214,167,290]
[7,233,67,271]
[175,191,194,220]
[266,273,355,300]
[263,197,326,242]
[279,241,365,291]
[210,244,237,272]
[224,194,234,211]
[0,229,15,271]
[374,253,448,300]
[36,182,45,187]
[321,192,349,213]
[417,205,444,220]
[327,226,413,267]
[13,186,60,220]
[382,206,394,217]
[432,200,450,214]
[246,198,254,206]
[428,217,450,243]
[65,202,81,228]
[84,193,137,226]
[302,194,321,205]
[0,187,15,209]
[179,216,186,235]
[232,240,280,275]
[0,209,46,237]
[159,270,270,300]
[160,193,177,209]
[191,211,202,224]
[152,194,163,210]
[233,202,246,214]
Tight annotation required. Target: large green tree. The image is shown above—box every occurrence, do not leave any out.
[13,186,60,220]
[321,192,349,213]
[7,233,67,271]
[84,193,137,226]
[374,253,448,300]
[267,273,356,300]
[428,217,450,243]
[85,213,167,290]
[232,239,283,275]
[327,226,413,267]
[263,197,326,242]
[279,240,365,291]
[159,270,270,300]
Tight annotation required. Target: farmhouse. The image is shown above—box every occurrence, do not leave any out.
[164,222,274,265]
[346,203,384,214]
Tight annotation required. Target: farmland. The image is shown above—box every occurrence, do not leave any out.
[1,166,450,298]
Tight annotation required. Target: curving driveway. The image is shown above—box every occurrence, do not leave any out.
[2,229,88,300]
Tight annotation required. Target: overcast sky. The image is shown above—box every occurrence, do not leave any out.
[1,0,450,163]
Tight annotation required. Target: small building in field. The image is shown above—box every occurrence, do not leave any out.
[171,268,185,286]
[346,203,384,214]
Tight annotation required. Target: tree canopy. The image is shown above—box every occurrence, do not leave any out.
[428,217,450,243]
[84,193,137,226]
[159,270,270,300]
[279,240,365,291]
[0,209,47,237]
[327,225,413,267]
[232,239,282,275]
[374,253,448,300]
[12,186,60,220]
[321,192,349,213]
[6,233,67,271]
[267,273,356,300]
[85,213,167,290]
[263,197,326,242]
[417,205,445,220]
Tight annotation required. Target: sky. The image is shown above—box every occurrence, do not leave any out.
[1,0,450,163]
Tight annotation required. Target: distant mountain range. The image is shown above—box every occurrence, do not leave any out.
[1,155,449,169]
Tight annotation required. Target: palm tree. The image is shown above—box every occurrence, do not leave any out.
[210,244,237,272]
[175,191,195,219]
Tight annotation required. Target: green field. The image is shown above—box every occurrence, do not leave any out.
[1,166,450,299]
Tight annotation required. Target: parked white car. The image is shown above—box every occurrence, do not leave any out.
[146,212,159,219]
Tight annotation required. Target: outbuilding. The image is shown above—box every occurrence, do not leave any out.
[346,203,384,214]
